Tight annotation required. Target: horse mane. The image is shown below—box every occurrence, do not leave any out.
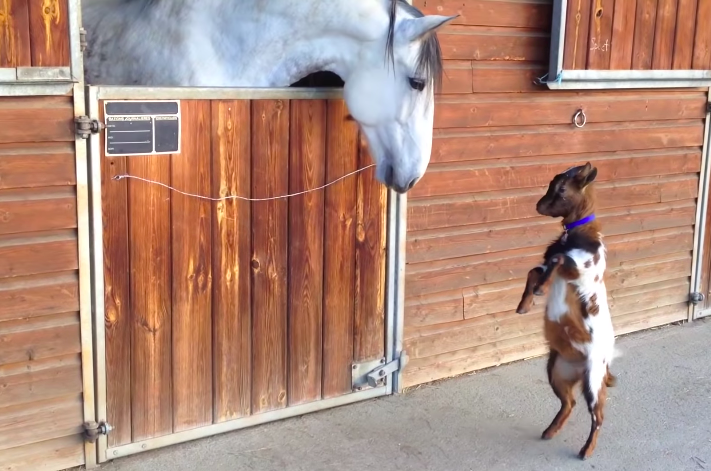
[387,0,445,93]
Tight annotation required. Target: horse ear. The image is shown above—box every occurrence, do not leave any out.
[398,15,457,42]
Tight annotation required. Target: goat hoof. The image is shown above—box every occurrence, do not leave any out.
[541,428,557,440]
[578,447,594,460]
[516,305,529,315]
[533,288,544,296]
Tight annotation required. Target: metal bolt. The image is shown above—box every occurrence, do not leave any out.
[379,370,386,377]
[113,451,118,456]
[142,444,147,449]
[352,364,357,370]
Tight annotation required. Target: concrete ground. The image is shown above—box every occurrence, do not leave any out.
[100,319,711,471]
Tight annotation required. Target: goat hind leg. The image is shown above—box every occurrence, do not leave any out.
[541,351,577,440]
[578,363,608,460]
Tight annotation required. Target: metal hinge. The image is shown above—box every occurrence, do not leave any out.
[82,421,113,443]
[690,292,705,305]
[75,116,104,139]
[352,352,409,390]
[79,28,87,52]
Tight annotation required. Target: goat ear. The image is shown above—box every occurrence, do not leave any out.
[584,167,598,186]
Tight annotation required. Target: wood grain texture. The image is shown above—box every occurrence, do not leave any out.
[101,148,132,446]
[0,143,75,189]
[354,139,387,362]
[0,0,31,67]
[251,99,289,413]
[442,61,473,94]
[470,62,547,94]
[415,0,551,29]
[0,273,79,322]
[0,431,84,470]
[0,191,76,235]
[127,154,172,441]
[609,0,637,69]
[171,100,213,432]
[27,0,70,67]
[692,0,711,69]
[211,100,252,422]
[439,26,549,62]
[0,236,78,278]
[287,100,326,405]
[652,0,679,69]
[632,0,659,69]
[0,96,74,144]
[586,0,615,69]
[322,100,359,399]
[563,0,592,69]
[672,0,699,69]
[0,318,80,365]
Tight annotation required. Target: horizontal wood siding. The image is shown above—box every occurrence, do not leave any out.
[101,99,387,447]
[406,0,706,388]
[560,0,711,70]
[0,0,71,68]
[0,96,85,470]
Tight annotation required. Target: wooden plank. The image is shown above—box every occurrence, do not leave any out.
[692,0,711,69]
[563,0,592,69]
[0,394,82,451]
[432,92,708,129]
[0,434,84,471]
[0,236,78,278]
[251,99,289,413]
[288,100,326,405]
[354,139,387,362]
[412,149,702,199]
[405,294,464,328]
[0,97,74,144]
[0,362,82,409]
[100,136,132,446]
[127,154,172,441]
[171,100,213,432]
[408,174,698,232]
[27,0,70,67]
[408,200,697,264]
[609,0,637,69]
[430,121,705,163]
[0,321,80,365]
[0,352,79,377]
[605,253,691,290]
[441,61,472,94]
[322,100,358,399]
[652,0,679,69]
[672,0,699,69]
[470,62,547,94]
[0,0,31,67]
[613,302,687,335]
[586,0,615,69]
[632,0,659,69]
[415,0,552,29]
[211,100,252,422]
[0,191,76,235]
[439,27,549,62]
[0,143,75,189]
[0,273,79,322]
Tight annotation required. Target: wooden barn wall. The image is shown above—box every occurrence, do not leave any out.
[100,99,387,447]
[405,0,707,387]
[0,0,71,68]
[563,0,711,70]
[0,96,86,469]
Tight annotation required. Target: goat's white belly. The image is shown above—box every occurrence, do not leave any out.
[545,277,569,322]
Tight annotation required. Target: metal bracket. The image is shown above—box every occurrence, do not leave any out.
[75,115,104,139]
[79,28,87,53]
[690,291,705,305]
[82,421,113,443]
[351,352,409,391]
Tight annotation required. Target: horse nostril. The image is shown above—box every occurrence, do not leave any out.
[384,165,394,187]
[407,177,419,191]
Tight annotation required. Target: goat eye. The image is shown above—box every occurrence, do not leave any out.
[557,186,566,194]
[408,77,425,91]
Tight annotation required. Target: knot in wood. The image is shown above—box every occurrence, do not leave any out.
[251,259,260,270]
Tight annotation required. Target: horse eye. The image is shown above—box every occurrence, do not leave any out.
[408,77,425,91]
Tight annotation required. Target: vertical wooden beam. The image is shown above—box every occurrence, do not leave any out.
[0,0,31,67]
[692,0,711,69]
[672,0,699,69]
[27,0,70,67]
[251,99,289,414]
[322,100,359,399]
[353,139,387,362]
[171,100,213,432]
[287,100,326,405]
[652,0,679,69]
[128,155,172,441]
[586,0,615,70]
[211,100,252,422]
[632,0,659,69]
[562,0,592,70]
[610,0,637,69]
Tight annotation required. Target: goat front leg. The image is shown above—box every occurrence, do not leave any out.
[547,253,580,281]
[516,266,545,314]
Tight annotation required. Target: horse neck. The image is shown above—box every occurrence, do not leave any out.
[180,0,392,86]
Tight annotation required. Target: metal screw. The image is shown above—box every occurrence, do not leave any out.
[142,444,147,449]
[352,364,357,370]
[113,451,118,456]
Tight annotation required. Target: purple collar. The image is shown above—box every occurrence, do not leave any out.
[564,214,596,231]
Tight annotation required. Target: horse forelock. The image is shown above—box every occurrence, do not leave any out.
[386,0,444,92]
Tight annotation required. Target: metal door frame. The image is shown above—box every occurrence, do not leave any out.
[691,88,711,320]
[86,85,407,462]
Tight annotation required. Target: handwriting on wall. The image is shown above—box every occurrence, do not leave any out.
[590,37,610,53]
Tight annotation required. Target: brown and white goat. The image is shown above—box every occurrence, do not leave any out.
[516,163,618,460]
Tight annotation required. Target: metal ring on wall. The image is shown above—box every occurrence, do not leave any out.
[573,109,587,128]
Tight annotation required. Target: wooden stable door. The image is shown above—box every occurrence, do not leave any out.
[98,98,388,454]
